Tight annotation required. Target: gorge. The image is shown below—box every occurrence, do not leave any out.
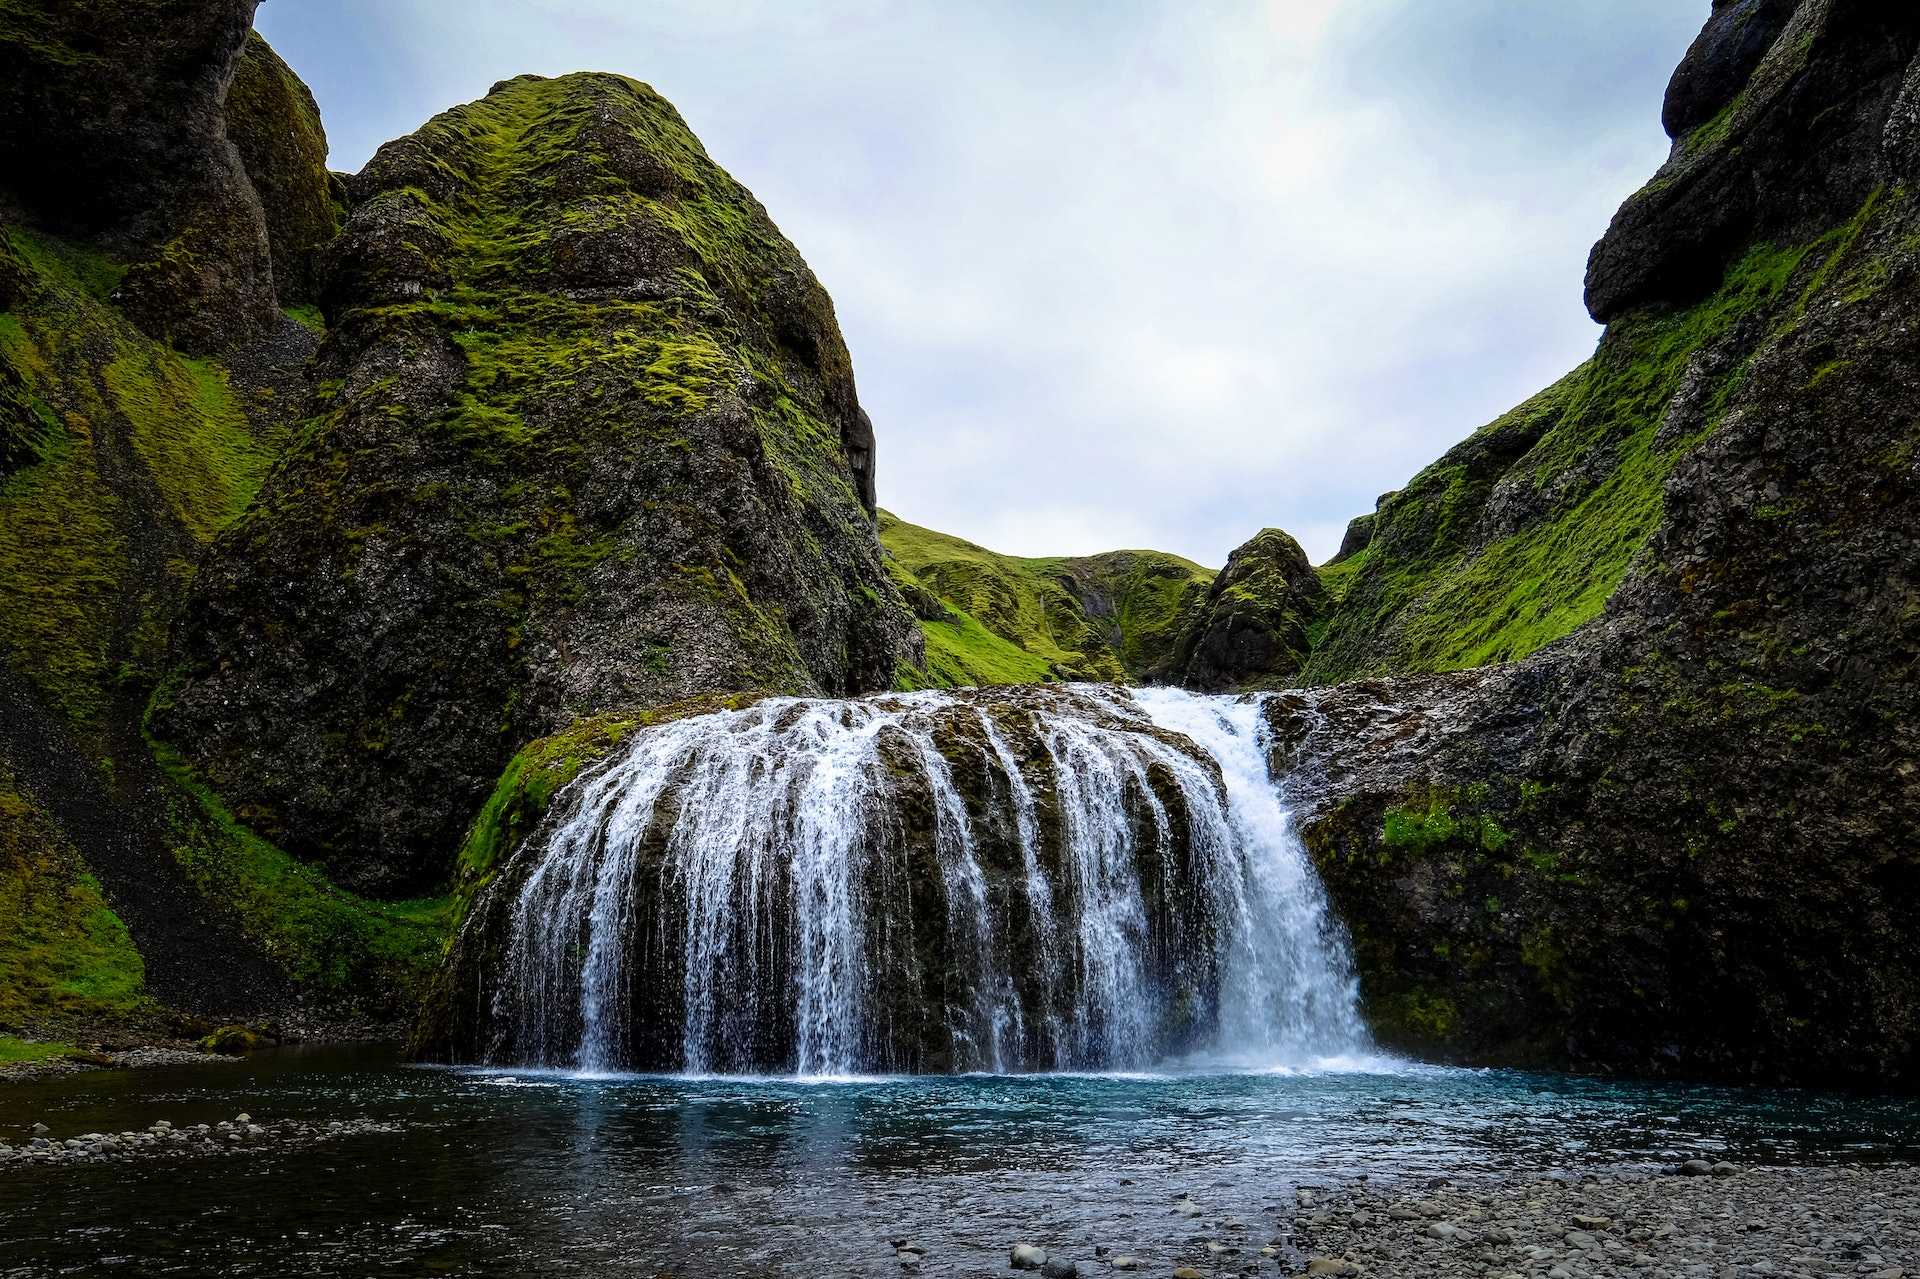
[2,0,1919,1273]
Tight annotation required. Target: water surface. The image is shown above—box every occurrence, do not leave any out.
[3,1047,1915,1277]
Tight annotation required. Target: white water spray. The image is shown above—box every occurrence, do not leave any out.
[463,686,1369,1075]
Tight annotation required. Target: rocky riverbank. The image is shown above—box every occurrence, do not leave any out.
[993,1165,1917,1279]
[1273,1165,1917,1279]
[0,1113,396,1170]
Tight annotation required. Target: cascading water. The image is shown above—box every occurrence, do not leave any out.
[448,685,1370,1075]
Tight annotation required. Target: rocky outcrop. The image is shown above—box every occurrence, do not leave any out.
[156,74,923,895]
[1167,528,1327,691]
[0,0,277,352]
[222,31,339,304]
[1586,2,1920,322]
[1281,1,1920,1087]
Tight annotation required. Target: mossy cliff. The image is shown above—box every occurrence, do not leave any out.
[223,30,341,304]
[1276,1,1920,1087]
[0,13,445,1040]
[154,73,922,896]
[0,0,278,353]
[880,511,1215,688]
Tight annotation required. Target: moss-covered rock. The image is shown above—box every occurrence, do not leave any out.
[223,31,338,304]
[156,74,923,895]
[1587,3,1920,322]
[0,0,278,352]
[880,510,1215,688]
[1273,6,1920,1086]
[1167,527,1327,692]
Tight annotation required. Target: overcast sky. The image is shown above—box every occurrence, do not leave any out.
[256,1,1705,566]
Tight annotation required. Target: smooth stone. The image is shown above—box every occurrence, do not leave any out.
[1010,1243,1048,1271]
[1679,1160,1714,1176]
[30,1123,48,1135]
[1305,1260,1359,1277]
[1109,1258,1141,1271]
[1040,1259,1078,1279]
[1710,1162,1740,1177]
[1172,1269,1206,1279]
[1425,1222,1460,1241]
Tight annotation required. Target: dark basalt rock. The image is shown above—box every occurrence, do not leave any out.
[1662,0,1800,140]
[223,31,339,304]
[0,0,277,352]
[155,73,922,895]
[1586,1,1920,323]
[1283,10,1920,1083]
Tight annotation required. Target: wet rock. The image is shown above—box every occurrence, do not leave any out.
[1010,1243,1047,1271]
[1040,1258,1078,1279]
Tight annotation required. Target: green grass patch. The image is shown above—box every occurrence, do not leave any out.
[149,737,452,1004]
[0,768,148,1030]
[881,510,1213,687]
[0,1035,79,1064]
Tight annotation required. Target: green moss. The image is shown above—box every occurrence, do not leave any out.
[0,767,148,1031]
[149,736,451,1003]
[0,228,281,725]
[0,1035,79,1063]
[103,350,268,542]
[1307,190,1897,683]
[197,1024,270,1055]
[283,304,325,334]
[1388,989,1459,1040]
[880,510,1213,687]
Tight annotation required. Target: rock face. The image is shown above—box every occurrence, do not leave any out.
[0,0,278,352]
[156,74,923,895]
[1587,2,1920,322]
[0,11,351,1025]
[1282,1,1920,1086]
[1167,528,1327,691]
[222,31,339,304]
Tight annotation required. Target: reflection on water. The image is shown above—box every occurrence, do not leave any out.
[0,1046,1915,1277]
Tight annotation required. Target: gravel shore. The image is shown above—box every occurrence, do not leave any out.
[0,1113,396,1171]
[0,1045,233,1084]
[1271,1165,1917,1279]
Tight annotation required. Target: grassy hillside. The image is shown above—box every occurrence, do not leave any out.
[880,511,1214,688]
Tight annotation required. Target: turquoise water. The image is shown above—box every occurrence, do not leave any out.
[0,1047,1915,1276]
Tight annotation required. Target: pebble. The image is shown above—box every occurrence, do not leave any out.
[1009,1242,1047,1270]
[1171,1269,1206,1279]
[0,1114,394,1171]
[1039,1258,1078,1279]
[1281,1165,1920,1279]
[1108,1257,1141,1271]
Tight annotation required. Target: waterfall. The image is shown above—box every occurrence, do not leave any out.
[453,685,1369,1075]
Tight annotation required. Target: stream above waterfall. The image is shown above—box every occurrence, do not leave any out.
[435,685,1368,1076]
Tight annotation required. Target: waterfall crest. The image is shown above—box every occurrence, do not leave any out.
[446,685,1369,1075]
